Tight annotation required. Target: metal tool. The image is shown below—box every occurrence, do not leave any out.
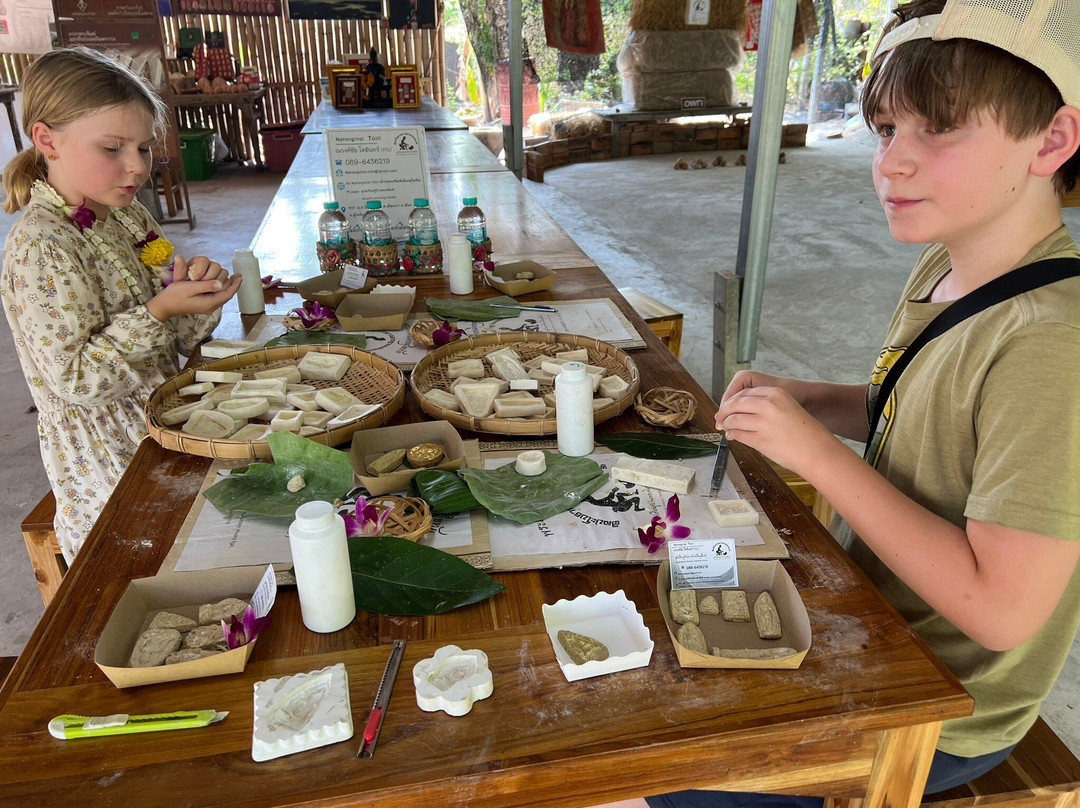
[357,639,406,759]
[48,710,227,740]
[709,436,731,498]
[489,303,558,312]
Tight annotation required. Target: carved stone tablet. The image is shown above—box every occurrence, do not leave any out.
[198,597,249,626]
[698,595,720,615]
[557,630,609,665]
[128,628,182,668]
[183,623,226,650]
[711,647,797,660]
[721,590,751,622]
[676,622,708,654]
[165,648,221,665]
[754,591,782,639]
[148,611,197,633]
[669,589,700,625]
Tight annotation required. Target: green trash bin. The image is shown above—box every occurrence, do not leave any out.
[178,128,216,181]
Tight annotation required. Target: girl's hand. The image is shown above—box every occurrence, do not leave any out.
[714,385,837,477]
[172,253,230,286]
[148,254,241,322]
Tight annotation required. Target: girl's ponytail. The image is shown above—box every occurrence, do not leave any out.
[2,147,46,215]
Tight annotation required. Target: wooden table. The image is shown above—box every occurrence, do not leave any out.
[171,89,267,170]
[301,97,468,135]
[292,130,505,178]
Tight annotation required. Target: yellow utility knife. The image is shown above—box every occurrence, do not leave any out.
[48,710,228,740]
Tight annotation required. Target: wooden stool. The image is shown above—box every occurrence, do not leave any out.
[157,167,185,217]
[20,491,66,607]
[922,718,1080,808]
[618,287,683,358]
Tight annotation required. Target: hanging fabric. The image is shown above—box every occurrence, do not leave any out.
[542,0,606,55]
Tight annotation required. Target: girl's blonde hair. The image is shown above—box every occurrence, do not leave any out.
[2,46,168,214]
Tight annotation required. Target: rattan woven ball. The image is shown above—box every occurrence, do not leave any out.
[409,320,441,348]
[282,314,338,332]
[370,496,433,542]
[634,387,697,428]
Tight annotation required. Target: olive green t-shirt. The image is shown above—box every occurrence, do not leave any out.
[833,227,1080,757]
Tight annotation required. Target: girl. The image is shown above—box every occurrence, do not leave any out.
[1,47,242,563]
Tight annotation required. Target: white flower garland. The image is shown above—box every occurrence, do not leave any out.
[32,180,167,305]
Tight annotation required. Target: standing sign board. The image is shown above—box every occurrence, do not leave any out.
[323,126,431,242]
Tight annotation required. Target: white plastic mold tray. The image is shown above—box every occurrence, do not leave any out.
[541,589,654,681]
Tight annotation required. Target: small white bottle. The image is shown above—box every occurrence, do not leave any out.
[232,249,265,315]
[446,232,474,295]
[288,501,356,633]
[555,361,594,456]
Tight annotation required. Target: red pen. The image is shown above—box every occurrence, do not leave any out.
[357,640,406,759]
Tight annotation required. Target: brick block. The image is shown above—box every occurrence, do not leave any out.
[630,142,654,155]
[569,147,591,162]
[591,135,612,150]
[591,149,613,160]
[552,139,570,155]
[651,141,674,154]
[630,129,653,144]
[568,135,589,149]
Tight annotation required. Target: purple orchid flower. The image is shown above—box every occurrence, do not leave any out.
[341,496,391,538]
[134,230,159,249]
[261,275,281,290]
[431,320,465,346]
[289,300,336,329]
[221,605,272,650]
[636,494,691,554]
[69,199,97,234]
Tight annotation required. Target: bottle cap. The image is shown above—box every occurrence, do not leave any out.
[448,232,469,245]
[560,361,588,380]
[462,197,477,205]
[323,201,340,210]
[413,198,429,207]
[234,248,254,258]
[291,500,337,538]
[366,200,382,209]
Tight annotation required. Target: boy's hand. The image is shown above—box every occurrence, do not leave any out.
[720,370,790,405]
[148,254,241,322]
[715,385,836,476]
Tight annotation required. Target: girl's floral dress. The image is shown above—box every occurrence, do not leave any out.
[1,184,219,562]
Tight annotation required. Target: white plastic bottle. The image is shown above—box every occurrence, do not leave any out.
[457,197,487,248]
[288,501,356,633]
[446,233,473,295]
[232,248,265,315]
[555,361,594,457]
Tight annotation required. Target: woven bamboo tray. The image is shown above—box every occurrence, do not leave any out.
[410,332,640,435]
[147,345,405,459]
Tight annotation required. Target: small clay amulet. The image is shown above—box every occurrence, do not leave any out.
[557,630,609,665]
[406,443,445,468]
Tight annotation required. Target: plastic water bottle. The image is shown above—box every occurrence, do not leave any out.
[288,501,356,634]
[407,198,439,245]
[556,362,594,457]
[457,197,487,254]
[318,201,350,247]
[360,201,394,246]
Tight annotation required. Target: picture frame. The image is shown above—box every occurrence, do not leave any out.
[327,65,362,110]
[390,66,421,109]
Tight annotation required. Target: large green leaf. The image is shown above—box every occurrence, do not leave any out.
[264,331,367,349]
[348,535,505,615]
[424,295,520,322]
[595,432,718,459]
[407,469,481,514]
[203,432,355,517]
[457,451,607,524]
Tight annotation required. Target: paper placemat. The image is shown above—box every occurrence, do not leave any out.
[246,298,646,370]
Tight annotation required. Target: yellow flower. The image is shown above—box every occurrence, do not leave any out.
[140,237,173,267]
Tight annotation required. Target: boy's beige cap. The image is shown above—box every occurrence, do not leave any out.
[871,0,1080,108]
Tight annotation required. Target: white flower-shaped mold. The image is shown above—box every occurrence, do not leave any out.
[252,662,353,761]
[412,645,493,716]
[541,590,654,682]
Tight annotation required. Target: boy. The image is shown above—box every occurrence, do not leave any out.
[634,0,1080,805]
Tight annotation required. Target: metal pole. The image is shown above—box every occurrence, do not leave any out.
[506,0,525,178]
[733,0,798,363]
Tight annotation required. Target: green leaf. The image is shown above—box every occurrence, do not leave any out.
[203,432,355,517]
[457,451,607,524]
[348,535,505,615]
[424,295,521,322]
[407,469,481,514]
[264,331,367,349]
[595,432,718,459]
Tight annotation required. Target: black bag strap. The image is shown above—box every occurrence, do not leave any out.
[865,256,1080,458]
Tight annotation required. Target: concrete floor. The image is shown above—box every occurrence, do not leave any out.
[0,120,1076,755]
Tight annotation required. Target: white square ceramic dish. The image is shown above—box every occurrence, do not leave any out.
[541,590,654,681]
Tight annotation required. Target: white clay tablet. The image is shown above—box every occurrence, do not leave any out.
[509,378,539,391]
[199,338,261,359]
[423,389,461,412]
[302,411,334,428]
[254,365,302,385]
[195,370,244,384]
[270,410,305,432]
[446,358,485,379]
[493,397,545,418]
[555,349,588,362]
[201,383,236,403]
[708,499,760,527]
[611,456,696,494]
[515,450,547,476]
[599,376,629,399]
[232,378,288,405]
[455,381,500,417]
[231,423,272,441]
[326,403,379,429]
[178,381,215,397]
[217,397,270,419]
[296,352,352,381]
[182,409,240,438]
[315,386,360,415]
[160,398,214,426]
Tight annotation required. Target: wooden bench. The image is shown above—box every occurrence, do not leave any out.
[923,718,1080,808]
[618,287,683,358]
[597,103,753,158]
[20,491,66,607]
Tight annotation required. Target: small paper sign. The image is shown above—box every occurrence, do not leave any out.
[687,0,710,25]
[669,539,739,590]
[251,564,278,618]
[341,264,369,289]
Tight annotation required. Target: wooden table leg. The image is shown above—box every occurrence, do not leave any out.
[826,722,942,808]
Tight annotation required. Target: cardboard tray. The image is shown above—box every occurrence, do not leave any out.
[335,292,413,331]
[96,567,268,688]
[350,420,465,496]
[482,260,556,296]
[657,559,811,669]
[541,590,653,681]
[295,269,355,308]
